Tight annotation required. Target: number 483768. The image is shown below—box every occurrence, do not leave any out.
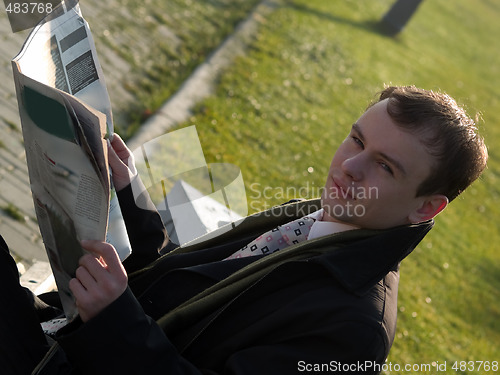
[452,361,498,372]
[5,2,53,14]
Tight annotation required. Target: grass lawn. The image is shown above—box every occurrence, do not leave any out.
[131,0,500,372]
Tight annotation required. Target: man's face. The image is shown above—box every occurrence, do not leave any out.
[321,99,436,229]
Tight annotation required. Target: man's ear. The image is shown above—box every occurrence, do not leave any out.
[408,195,449,223]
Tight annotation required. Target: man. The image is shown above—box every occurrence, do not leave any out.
[0,86,487,374]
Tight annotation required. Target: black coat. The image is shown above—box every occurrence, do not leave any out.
[51,182,432,375]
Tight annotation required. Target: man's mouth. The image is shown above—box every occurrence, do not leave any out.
[332,178,356,200]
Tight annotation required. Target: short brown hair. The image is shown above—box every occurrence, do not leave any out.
[376,86,488,201]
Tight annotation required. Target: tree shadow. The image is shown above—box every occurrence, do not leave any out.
[284,1,404,39]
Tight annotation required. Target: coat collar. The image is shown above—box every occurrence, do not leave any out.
[156,199,433,336]
[306,220,434,295]
[162,198,433,297]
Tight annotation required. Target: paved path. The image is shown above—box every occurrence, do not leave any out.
[0,15,42,264]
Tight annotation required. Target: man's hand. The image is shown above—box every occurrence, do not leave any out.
[108,133,137,192]
[69,240,128,322]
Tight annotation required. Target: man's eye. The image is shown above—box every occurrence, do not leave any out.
[352,136,364,149]
[380,162,394,175]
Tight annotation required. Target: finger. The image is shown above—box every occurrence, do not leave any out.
[113,135,135,166]
[78,253,109,284]
[107,141,128,169]
[109,133,124,149]
[110,133,130,157]
[81,240,125,276]
[75,264,98,290]
[108,137,136,178]
[69,277,87,299]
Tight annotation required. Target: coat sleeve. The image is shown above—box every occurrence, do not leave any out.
[55,287,387,375]
[220,323,388,375]
[0,236,52,375]
[56,288,211,375]
[117,176,169,273]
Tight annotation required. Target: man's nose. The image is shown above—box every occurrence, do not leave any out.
[341,154,364,181]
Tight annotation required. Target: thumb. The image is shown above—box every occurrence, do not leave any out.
[107,140,128,173]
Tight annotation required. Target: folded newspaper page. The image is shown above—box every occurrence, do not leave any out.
[12,0,113,134]
[11,1,131,321]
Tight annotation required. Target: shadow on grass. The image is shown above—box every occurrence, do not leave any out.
[285,2,404,39]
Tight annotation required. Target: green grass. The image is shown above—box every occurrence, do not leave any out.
[2,203,25,222]
[134,0,500,372]
[2,118,19,132]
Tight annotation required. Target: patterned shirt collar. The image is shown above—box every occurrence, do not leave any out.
[306,209,358,240]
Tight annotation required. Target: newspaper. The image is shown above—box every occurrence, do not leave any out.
[11,1,131,321]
